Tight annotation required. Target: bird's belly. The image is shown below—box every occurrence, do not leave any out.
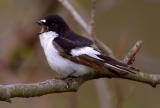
[44,42,93,77]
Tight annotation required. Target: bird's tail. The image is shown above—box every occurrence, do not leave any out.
[105,62,139,75]
[99,56,139,74]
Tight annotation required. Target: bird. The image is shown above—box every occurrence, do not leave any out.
[36,14,137,78]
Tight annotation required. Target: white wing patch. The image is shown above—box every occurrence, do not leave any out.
[71,47,103,60]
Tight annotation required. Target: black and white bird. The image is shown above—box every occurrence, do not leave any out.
[37,14,137,78]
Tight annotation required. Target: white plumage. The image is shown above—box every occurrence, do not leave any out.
[39,31,94,77]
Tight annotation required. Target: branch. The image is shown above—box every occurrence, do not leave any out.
[89,0,96,38]
[123,40,142,64]
[58,0,90,33]
[0,78,81,102]
[0,70,160,102]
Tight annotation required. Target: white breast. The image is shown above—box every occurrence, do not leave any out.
[39,31,93,77]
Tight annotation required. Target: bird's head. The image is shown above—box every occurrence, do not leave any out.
[36,14,69,34]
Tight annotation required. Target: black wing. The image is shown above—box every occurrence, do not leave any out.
[54,31,93,54]
[53,39,138,74]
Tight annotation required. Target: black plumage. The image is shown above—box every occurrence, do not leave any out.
[54,31,93,54]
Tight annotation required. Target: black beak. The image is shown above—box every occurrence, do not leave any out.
[36,20,43,25]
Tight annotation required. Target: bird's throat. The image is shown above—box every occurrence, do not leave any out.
[39,25,49,34]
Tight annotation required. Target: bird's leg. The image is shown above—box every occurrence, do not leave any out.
[56,72,79,88]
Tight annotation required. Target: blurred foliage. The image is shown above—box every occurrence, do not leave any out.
[0,0,159,108]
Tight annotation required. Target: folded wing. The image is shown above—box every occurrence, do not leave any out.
[53,39,138,74]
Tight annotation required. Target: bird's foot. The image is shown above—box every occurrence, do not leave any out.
[56,75,78,88]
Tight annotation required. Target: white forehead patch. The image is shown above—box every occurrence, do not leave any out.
[40,19,46,23]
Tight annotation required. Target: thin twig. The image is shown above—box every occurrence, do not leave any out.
[94,79,113,108]
[58,0,90,33]
[123,40,142,64]
[90,0,96,39]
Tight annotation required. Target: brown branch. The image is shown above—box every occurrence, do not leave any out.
[58,0,90,33]
[90,0,96,39]
[123,40,142,64]
[0,78,81,102]
[0,70,160,102]
[94,79,113,108]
